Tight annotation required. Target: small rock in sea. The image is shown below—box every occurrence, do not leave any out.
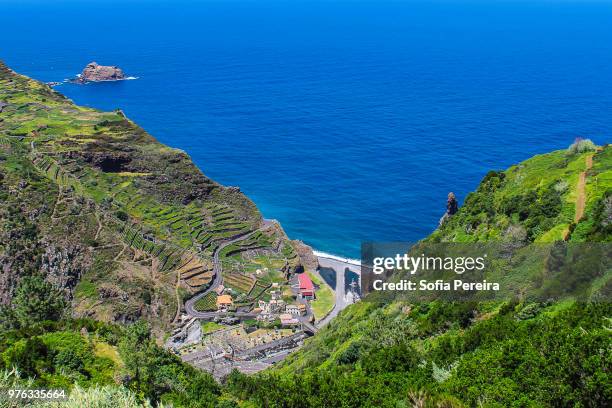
[72,61,127,83]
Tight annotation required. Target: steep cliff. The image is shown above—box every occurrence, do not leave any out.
[0,61,304,337]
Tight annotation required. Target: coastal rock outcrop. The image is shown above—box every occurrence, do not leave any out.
[75,62,126,83]
[447,192,459,215]
[439,192,459,227]
[291,240,319,272]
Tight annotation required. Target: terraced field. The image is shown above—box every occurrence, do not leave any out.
[29,149,214,284]
[249,280,272,300]
[176,256,214,289]
[220,226,298,270]
[0,60,304,330]
[0,135,19,148]
[21,141,276,297]
[31,154,85,195]
[8,119,259,292]
[194,293,218,312]
[218,230,273,258]
[224,273,256,294]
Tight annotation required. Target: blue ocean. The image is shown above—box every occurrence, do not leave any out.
[2,0,611,258]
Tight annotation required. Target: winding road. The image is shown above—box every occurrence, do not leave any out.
[183,226,361,332]
[184,229,260,318]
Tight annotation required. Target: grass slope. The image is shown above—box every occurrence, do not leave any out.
[229,143,612,407]
[307,271,335,320]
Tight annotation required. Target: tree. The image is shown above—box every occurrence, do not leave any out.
[337,341,361,365]
[0,305,19,330]
[118,321,220,406]
[13,275,66,326]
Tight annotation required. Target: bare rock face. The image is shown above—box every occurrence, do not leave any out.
[77,62,126,83]
[291,240,319,272]
[40,242,88,300]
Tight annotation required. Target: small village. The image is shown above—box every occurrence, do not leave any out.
[165,264,359,379]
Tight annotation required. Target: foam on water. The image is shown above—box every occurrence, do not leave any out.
[313,251,361,266]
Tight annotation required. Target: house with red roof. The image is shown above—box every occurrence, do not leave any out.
[298,273,315,300]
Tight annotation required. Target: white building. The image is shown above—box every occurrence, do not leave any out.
[286,304,300,316]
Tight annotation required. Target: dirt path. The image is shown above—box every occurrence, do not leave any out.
[563,153,594,241]
[574,154,594,223]
[94,212,103,240]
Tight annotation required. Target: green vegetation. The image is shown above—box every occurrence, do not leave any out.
[1,61,610,407]
[0,320,220,407]
[118,321,220,406]
[201,321,224,334]
[6,275,66,328]
[0,60,301,335]
[226,144,612,407]
[93,341,123,367]
[194,293,218,312]
[0,270,219,406]
[1,329,117,389]
[568,137,597,155]
[0,60,306,407]
[224,274,256,294]
[307,272,334,320]
[228,302,610,407]
[428,147,609,243]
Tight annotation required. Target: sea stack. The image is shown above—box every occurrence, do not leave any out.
[446,192,459,216]
[439,192,459,227]
[75,62,126,83]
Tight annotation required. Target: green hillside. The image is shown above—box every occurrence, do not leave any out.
[0,61,304,406]
[227,143,611,407]
[0,61,610,407]
[0,61,302,335]
[428,143,610,244]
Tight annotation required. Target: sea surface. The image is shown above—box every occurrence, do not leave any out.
[2,0,612,258]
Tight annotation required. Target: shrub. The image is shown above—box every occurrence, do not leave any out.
[567,138,597,155]
[553,180,569,193]
[0,369,35,406]
[337,341,361,365]
[115,210,129,222]
[2,338,51,378]
[62,384,158,408]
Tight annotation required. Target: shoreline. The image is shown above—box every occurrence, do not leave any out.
[313,250,361,267]
[263,218,360,269]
